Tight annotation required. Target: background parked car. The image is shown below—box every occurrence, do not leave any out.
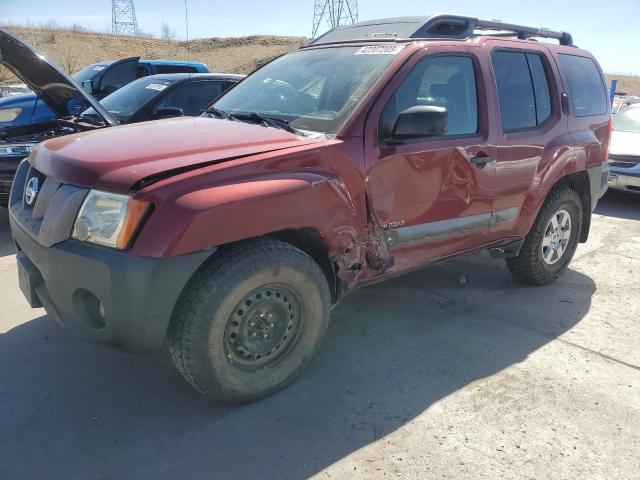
[81,72,244,124]
[608,103,640,193]
[0,58,209,128]
[0,82,31,98]
[612,92,640,114]
[0,28,237,206]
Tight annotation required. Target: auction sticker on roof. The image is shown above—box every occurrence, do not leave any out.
[145,83,169,91]
[355,45,404,55]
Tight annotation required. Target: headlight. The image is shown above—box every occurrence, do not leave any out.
[0,108,23,122]
[72,190,152,250]
[0,143,34,156]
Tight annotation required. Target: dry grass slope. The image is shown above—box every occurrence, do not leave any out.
[1,26,639,96]
[2,26,307,77]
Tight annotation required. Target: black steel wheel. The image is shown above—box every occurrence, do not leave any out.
[168,238,331,404]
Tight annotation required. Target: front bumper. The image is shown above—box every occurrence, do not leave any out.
[9,212,213,352]
[608,167,640,193]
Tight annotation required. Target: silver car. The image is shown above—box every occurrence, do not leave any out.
[608,104,640,193]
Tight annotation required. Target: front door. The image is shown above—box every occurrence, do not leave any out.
[96,56,140,98]
[365,50,497,272]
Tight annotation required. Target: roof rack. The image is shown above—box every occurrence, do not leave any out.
[310,13,574,47]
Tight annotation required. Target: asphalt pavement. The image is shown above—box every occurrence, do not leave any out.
[0,190,639,479]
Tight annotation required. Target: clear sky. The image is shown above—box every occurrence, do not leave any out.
[1,0,639,74]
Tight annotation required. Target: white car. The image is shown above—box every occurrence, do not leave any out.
[608,104,640,193]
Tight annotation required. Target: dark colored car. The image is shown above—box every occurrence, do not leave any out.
[8,14,610,404]
[0,58,209,128]
[0,30,240,205]
[81,73,243,124]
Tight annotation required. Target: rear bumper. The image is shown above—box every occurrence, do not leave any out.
[10,213,213,352]
[587,163,609,210]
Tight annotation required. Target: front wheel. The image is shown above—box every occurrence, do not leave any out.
[506,186,583,285]
[168,238,331,404]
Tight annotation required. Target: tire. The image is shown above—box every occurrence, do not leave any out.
[167,238,331,404]
[506,185,583,285]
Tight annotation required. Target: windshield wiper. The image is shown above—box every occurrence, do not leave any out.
[205,108,306,136]
[206,107,235,120]
[233,112,306,136]
[76,112,106,126]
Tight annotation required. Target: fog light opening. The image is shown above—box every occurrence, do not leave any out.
[73,289,106,330]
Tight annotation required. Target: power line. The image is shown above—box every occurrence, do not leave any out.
[312,0,358,38]
[112,0,139,36]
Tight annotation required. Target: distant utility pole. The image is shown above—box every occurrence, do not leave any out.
[312,0,358,38]
[184,0,190,60]
[112,0,139,36]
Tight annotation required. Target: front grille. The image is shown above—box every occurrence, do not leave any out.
[9,161,88,247]
[609,154,640,169]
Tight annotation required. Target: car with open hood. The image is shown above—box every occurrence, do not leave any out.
[8,14,610,404]
[0,29,239,205]
[0,57,209,128]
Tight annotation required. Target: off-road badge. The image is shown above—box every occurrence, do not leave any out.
[354,45,404,55]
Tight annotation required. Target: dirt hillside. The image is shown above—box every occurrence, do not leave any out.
[0,26,307,78]
[1,26,639,96]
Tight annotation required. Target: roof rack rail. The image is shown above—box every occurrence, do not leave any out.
[310,13,574,47]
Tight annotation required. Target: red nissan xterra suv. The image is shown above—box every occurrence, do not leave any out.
[8,15,611,403]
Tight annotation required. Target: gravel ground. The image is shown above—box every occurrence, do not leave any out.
[0,190,639,480]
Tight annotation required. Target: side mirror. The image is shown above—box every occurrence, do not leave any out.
[389,106,448,142]
[81,80,94,95]
[153,107,184,120]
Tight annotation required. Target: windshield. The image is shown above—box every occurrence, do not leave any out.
[82,77,177,121]
[613,106,640,133]
[213,46,403,136]
[73,63,109,83]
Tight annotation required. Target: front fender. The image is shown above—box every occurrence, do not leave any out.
[132,170,364,258]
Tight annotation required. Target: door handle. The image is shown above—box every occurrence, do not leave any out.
[469,155,496,167]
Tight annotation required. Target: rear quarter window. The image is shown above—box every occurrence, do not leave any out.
[558,54,607,117]
[155,65,198,74]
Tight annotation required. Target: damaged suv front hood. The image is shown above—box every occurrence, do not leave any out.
[30,116,324,192]
[0,28,118,126]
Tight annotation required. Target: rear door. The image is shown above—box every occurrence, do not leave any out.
[364,47,497,271]
[96,56,140,98]
[487,44,567,241]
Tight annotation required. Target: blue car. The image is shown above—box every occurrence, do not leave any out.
[0,58,209,128]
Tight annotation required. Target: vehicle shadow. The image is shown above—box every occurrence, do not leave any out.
[596,189,640,221]
[0,207,17,257]
[0,253,595,480]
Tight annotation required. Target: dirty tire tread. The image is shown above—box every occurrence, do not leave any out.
[167,238,330,404]
[506,185,583,286]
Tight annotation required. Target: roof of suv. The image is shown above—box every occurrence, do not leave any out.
[310,14,574,47]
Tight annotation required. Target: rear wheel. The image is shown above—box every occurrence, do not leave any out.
[168,238,330,404]
[506,186,583,285]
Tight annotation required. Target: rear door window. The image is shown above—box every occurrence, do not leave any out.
[155,65,198,74]
[491,51,553,131]
[558,54,607,117]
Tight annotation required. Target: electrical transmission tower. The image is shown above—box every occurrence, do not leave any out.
[112,0,139,36]
[312,0,358,38]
